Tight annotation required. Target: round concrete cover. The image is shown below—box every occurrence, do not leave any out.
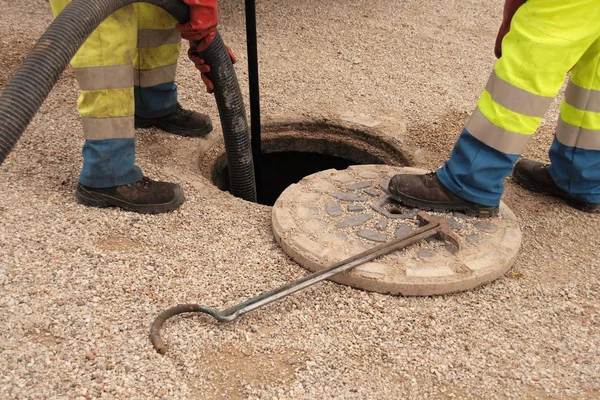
[272,165,522,296]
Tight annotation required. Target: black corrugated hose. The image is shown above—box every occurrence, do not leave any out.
[0,0,257,202]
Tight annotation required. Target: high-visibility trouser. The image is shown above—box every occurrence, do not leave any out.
[49,1,181,188]
[437,0,600,206]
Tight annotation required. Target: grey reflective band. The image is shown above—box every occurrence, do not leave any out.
[134,64,178,88]
[485,71,553,118]
[82,116,135,140]
[466,107,533,154]
[556,118,600,151]
[75,65,133,91]
[565,81,600,113]
[137,28,181,48]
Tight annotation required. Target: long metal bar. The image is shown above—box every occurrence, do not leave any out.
[245,0,262,192]
[219,221,443,320]
[150,212,461,354]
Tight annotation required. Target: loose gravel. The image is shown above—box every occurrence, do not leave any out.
[1,0,599,399]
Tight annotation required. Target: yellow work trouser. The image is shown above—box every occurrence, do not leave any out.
[49,1,181,187]
[437,0,600,205]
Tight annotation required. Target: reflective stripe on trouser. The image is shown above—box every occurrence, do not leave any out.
[133,3,181,118]
[437,0,600,206]
[549,35,600,203]
[49,1,180,187]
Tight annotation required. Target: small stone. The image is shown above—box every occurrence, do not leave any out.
[364,189,381,197]
[452,212,468,220]
[466,234,482,244]
[347,181,371,190]
[331,192,369,202]
[443,217,466,230]
[85,352,96,361]
[329,172,354,183]
[474,221,498,233]
[337,214,373,228]
[347,205,365,212]
[326,202,343,217]
[357,229,387,242]
[445,242,460,254]
[358,171,379,179]
[417,248,437,260]
[394,223,413,237]
[306,361,317,368]
[304,219,328,233]
[310,179,337,192]
[297,207,320,218]
[375,220,388,230]
[323,233,350,246]
[297,192,322,203]
[380,179,390,193]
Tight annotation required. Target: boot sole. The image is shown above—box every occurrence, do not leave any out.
[135,119,213,138]
[388,189,499,218]
[76,186,185,214]
[512,170,599,214]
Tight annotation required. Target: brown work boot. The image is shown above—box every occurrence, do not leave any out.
[512,159,599,213]
[76,177,185,214]
[135,104,213,137]
[388,172,499,218]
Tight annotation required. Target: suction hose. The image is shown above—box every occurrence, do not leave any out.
[0,0,257,202]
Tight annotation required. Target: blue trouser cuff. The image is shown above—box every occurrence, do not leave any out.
[79,138,143,188]
[436,129,519,207]
[134,83,178,118]
[548,137,600,203]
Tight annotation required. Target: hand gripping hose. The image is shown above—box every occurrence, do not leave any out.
[0,0,257,202]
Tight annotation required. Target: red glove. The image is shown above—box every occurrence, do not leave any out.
[176,0,237,93]
[177,0,218,49]
[494,0,526,59]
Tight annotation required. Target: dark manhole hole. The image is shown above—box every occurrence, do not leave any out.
[207,122,410,206]
[216,152,357,206]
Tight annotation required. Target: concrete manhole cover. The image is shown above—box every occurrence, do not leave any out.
[271,165,522,296]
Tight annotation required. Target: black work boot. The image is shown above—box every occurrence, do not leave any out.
[512,159,599,213]
[135,104,213,137]
[388,173,499,218]
[76,177,185,214]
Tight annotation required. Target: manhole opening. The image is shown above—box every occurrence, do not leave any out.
[209,122,410,206]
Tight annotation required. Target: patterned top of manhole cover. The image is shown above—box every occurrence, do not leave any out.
[271,165,522,296]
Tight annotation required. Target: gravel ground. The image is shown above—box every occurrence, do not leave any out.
[1,0,599,399]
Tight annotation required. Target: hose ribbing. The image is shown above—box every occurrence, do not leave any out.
[199,35,257,201]
[0,0,257,202]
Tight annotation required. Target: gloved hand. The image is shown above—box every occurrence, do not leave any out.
[188,46,237,93]
[494,0,526,59]
[176,0,237,93]
[177,0,218,47]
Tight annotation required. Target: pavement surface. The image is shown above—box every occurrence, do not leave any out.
[1,1,599,399]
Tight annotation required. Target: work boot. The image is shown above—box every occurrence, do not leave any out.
[388,172,499,218]
[76,177,185,214]
[135,104,213,137]
[512,159,599,213]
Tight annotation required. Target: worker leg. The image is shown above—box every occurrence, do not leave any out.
[133,4,181,118]
[436,0,600,206]
[50,0,141,188]
[548,36,600,203]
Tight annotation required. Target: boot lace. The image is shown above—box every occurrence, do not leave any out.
[128,176,152,189]
[175,104,193,117]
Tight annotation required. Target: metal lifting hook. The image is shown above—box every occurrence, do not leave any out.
[150,212,461,355]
